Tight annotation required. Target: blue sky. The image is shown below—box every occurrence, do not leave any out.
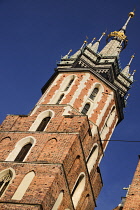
[0,1,140,209]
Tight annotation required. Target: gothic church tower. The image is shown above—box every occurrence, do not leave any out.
[0,11,135,210]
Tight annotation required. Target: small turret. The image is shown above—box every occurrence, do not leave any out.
[129,69,136,82]
[121,54,135,78]
[91,32,106,53]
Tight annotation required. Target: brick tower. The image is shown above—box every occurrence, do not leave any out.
[113,156,140,210]
[0,11,135,209]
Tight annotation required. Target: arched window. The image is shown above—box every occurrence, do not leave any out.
[72,173,86,208]
[89,87,99,100]
[6,136,36,162]
[52,190,64,210]
[36,116,51,131]
[87,144,99,173]
[29,110,54,132]
[14,143,32,161]
[81,103,90,115]
[0,168,15,197]
[56,94,64,104]
[12,171,35,200]
[64,78,74,91]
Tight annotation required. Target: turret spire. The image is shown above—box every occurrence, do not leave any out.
[129,69,136,82]
[70,40,87,59]
[121,54,135,77]
[91,37,96,44]
[91,31,106,53]
[80,40,88,49]
[62,49,72,59]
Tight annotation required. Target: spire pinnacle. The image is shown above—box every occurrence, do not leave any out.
[91,37,96,44]
[90,31,106,53]
[80,40,88,49]
[98,31,106,42]
[62,49,72,59]
[128,54,135,66]
[121,11,135,31]
[121,54,135,78]
[131,69,136,76]
[129,69,136,82]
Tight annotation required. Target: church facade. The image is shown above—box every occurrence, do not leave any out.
[0,12,135,209]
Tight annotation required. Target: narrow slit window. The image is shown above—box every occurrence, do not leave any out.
[14,143,32,161]
[81,103,90,115]
[36,116,51,131]
[56,94,64,104]
[64,78,74,91]
[89,87,99,100]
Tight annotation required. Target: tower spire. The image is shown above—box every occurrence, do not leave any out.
[100,11,135,56]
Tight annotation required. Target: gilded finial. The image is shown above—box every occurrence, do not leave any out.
[128,53,135,66]
[98,30,107,42]
[128,11,135,18]
[62,49,72,59]
[67,49,72,56]
[91,37,96,44]
[80,40,88,49]
[131,69,136,76]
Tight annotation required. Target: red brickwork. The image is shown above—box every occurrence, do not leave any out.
[0,69,120,209]
[123,158,140,210]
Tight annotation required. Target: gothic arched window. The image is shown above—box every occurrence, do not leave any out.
[6,136,36,162]
[29,110,54,132]
[36,116,51,131]
[14,143,32,161]
[56,94,64,104]
[72,173,86,208]
[0,168,14,197]
[89,87,99,100]
[81,103,90,115]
